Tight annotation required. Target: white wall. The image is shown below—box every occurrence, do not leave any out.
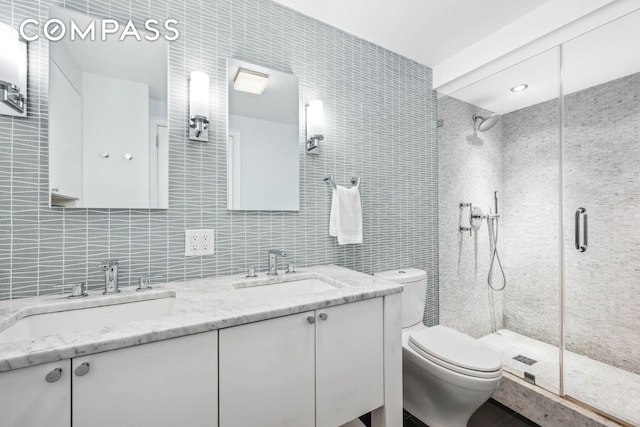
[81,73,150,208]
[228,114,299,211]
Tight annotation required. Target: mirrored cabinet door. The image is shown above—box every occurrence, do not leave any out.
[48,6,168,209]
[226,59,300,211]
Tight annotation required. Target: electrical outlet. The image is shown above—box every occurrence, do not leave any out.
[185,229,215,256]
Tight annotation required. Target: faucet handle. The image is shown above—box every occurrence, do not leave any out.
[98,259,119,270]
[56,283,88,298]
[246,266,257,278]
[268,249,288,257]
[69,282,88,298]
[285,263,296,274]
[136,277,152,291]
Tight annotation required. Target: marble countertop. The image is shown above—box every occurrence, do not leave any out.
[0,265,402,372]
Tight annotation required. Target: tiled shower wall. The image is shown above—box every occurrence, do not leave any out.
[437,95,504,338]
[501,98,561,347]
[0,0,439,325]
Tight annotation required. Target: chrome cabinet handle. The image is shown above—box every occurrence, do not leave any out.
[319,313,328,321]
[45,367,63,383]
[75,362,90,377]
[306,316,315,325]
[575,208,588,252]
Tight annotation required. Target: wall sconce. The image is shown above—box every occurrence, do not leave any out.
[0,22,27,116]
[305,100,324,155]
[189,71,210,142]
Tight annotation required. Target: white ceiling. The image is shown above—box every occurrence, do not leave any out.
[273,0,552,68]
[449,9,640,115]
[273,0,640,115]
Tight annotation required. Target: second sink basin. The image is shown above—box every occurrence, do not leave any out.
[234,278,336,303]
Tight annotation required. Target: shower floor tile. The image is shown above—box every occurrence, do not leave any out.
[480,329,640,426]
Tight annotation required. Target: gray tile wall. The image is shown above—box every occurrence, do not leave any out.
[0,0,439,326]
[502,98,561,347]
[437,95,504,338]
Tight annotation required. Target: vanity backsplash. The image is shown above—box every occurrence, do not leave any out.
[0,0,437,325]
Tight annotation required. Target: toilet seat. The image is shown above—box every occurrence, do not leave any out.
[407,325,502,379]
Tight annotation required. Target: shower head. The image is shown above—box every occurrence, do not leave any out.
[473,114,500,132]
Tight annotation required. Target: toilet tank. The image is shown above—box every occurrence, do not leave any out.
[374,269,427,328]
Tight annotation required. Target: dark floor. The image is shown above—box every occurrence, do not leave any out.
[361,399,539,427]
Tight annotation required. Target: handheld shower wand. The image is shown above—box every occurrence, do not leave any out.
[487,191,506,291]
[494,191,498,215]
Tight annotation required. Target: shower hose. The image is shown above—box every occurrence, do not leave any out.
[487,216,507,291]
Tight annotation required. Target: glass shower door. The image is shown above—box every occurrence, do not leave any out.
[436,47,562,396]
[562,9,640,425]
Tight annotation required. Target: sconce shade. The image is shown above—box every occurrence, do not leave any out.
[305,100,325,155]
[189,71,210,118]
[306,100,324,136]
[188,71,210,141]
[0,22,20,87]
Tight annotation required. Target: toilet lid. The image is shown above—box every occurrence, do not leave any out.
[408,326,502,375]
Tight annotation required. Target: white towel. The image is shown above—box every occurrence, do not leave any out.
[329,185,363,245]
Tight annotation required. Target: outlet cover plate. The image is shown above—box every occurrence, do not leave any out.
[185,229,215,256]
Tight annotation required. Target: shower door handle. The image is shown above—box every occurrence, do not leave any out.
[575,208,587,252]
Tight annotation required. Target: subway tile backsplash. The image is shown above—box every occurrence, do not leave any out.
[0,0,438,324]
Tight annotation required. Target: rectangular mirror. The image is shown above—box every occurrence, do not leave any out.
[227,59,299,211]
[48,6,168,208]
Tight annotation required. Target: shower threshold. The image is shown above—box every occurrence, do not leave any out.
[480,329,640,426]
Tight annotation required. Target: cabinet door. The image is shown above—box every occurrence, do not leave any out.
[72,332,217,427]
[0,360,71,427]
[316,298,384,427]
[219,311,315,427]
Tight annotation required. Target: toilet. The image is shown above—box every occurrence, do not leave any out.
[374,269,502,427]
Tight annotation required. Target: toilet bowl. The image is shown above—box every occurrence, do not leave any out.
[374,269,502,427]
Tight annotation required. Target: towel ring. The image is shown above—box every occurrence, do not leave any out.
[323,175,360,190]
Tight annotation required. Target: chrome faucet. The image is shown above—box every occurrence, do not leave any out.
[267,249,288,275]
[98,259,120,294]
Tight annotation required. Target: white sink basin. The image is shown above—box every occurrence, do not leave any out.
[234,278,336,303]
[0,295,176,344]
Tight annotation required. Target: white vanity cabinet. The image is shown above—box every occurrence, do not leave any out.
[72,331,218,427]
[219,297,384,427]
[1,331,218,427]
[0,360,72,427]
[316,298,384,426]
[219,311,316,426]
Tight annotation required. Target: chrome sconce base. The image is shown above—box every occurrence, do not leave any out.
[0,80,25,114]
[306,135,324,155]
[189,115,209,142]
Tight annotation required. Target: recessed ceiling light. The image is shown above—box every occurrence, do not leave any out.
[234,68,269,95]
[510,84,528,92]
